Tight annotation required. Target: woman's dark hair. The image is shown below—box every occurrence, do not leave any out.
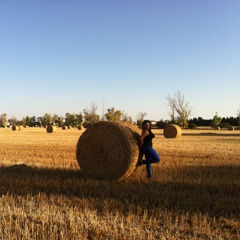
[142,120,152,129]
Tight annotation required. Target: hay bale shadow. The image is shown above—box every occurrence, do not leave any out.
[0,164,239,219]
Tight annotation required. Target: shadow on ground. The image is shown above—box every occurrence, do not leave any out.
[0,164,239,219]
[182,132,240,137]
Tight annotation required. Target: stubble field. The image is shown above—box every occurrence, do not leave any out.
[0,126,239,239]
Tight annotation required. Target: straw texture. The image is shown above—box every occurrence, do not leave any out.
[46,125,57,133]
[76,121,141,180]
[163,124,182,138]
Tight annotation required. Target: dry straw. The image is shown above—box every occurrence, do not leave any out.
[163,124,182,138]
[46,125,57,133]
[76,121,141,180]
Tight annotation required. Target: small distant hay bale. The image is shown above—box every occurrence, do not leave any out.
[228,126,234,131]
[77,125,82,130]
[62,125,67,130]
[67,126,71,129]
[215,126,221,130]
[76,121,141,180]
[163,124,182,138]
[12,126,22,131]
[46,125,57,133]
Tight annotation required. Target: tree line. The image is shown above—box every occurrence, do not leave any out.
[1,92,240,128]
[0,105,134,128]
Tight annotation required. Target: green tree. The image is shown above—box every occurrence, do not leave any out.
[30,116,36,126]
[75,113,83,126]
[65,113,77,127]
[42,113,53,126]
[105,107,122,121]
[211,112,222,128]
[25,116,31,126]
[128,116,133,123]
[137,119,142,127]
[53,114,64,127]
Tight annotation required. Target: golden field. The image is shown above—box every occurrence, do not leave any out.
[0,126,239,239]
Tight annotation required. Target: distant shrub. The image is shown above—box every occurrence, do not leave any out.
[220,123,231,129]
[156,120,168,129]
[188,123,197,129]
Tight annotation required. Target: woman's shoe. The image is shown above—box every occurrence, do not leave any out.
[138,159,146,166]
[138,161,143,166]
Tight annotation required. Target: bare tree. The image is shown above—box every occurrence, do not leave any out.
[237,106,240,125]
[11,116,18,126]
[0,113,8,127]
[83,102,100,127]
[136,112,147,127]
[121,110,128,121]
[166,91,192,128]
[100,100,106,121]
[138,112,147,121]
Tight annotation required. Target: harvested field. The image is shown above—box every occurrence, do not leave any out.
[0,127,240,239]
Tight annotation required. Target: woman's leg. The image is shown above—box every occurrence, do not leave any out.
[146,163,152,178]
[142,147,160,177]
[147,147,160,163]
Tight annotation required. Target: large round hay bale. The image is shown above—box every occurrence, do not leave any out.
[163,124,182,138]
[46,125,57,133]
[228,126,234,131]
[76,121,141,180]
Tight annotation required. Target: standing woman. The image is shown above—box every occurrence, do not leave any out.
[138,120,160,178]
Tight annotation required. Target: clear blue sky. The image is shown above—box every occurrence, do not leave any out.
[1,1,239,121]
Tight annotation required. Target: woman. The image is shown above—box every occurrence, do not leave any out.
[138,120,160,178]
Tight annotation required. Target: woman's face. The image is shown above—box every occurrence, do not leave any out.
[143,122,150,129]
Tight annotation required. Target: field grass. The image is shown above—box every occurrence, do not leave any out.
[0,126,240,239]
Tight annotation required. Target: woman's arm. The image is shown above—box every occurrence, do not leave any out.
[138,129,149,148]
